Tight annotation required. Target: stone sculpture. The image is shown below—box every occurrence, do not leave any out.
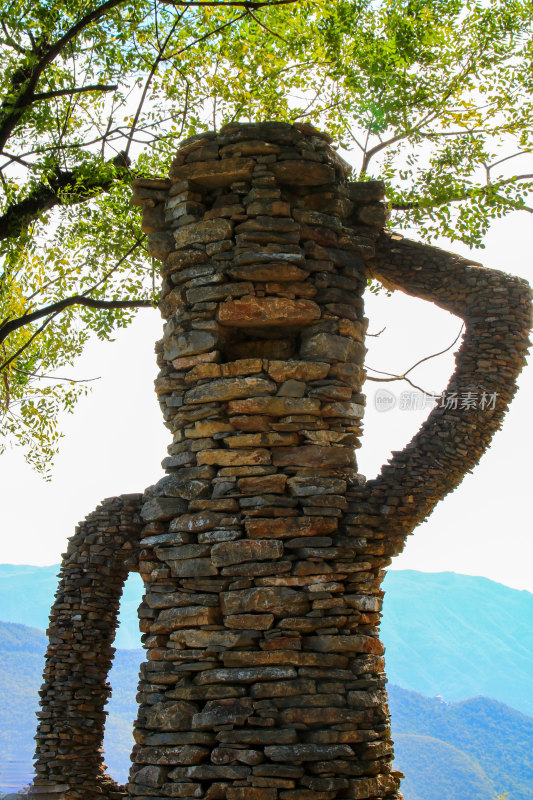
[31,122,532,800]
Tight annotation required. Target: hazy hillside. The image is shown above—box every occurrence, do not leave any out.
[3,565,533,714]
[2,620,533,799]
[0,564,143,649]
[381,570,533,715]
[0,620,141,791]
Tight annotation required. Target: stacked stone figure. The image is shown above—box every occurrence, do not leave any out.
[31,121,531,800]
[130,122,399,800]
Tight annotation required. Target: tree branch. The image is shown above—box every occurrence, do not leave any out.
[0,295,153,351]
[392,174,533,212]
[162,0,298,6]
[365,324,465,395]
[0,151,130,241]
[32,84,118,101]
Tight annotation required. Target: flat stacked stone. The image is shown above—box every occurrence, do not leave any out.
[129,122,401,800]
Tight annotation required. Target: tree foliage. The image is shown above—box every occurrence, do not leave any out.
[209,0,533,240]
[0,0,532,474]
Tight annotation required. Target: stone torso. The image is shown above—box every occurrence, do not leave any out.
[131,122,400,800]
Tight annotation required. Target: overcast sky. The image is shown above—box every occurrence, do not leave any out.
[1,200,531,594]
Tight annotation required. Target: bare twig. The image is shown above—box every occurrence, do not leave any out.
[12,365,101,383]
[365,324,465,395]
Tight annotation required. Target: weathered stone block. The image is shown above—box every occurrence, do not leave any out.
[273,445,356,469]
[221,587,310,617]
[197,449,272,466]
[184,377,276,404]
[217,297,321,328]
[271,161,335,185]
[163,330,218,361]
[211,539,283,567]
[227,397,320,416]
[170,157,255,187]
[145,701,198,731]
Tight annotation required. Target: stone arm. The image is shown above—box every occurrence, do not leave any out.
[349,231,532,560]
[32,494,144,800]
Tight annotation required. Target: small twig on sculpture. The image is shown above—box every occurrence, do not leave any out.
[365,323,465,396]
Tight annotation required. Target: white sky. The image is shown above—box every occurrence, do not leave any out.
[1,208,531,592]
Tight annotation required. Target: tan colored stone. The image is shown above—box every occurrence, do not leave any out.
[174,218,233,249]
[224,613,275,630]
[172,350,220,370]
[273,445,356,469]
[230,415,274,431]
[338,318,365,341]
[221,359,263,376]
[227,397,320,417]
[197,449,272,466]
[185,420,234,439]
[184,363,223,382]
[228,264,309,282]
[223,651,347,668]
[170,157,255,187]
[267,361,330,382]
[218,296,321,328]
[245,516,337,539]
[225,432,299,448]
[152,605,220,633]
[237,474,287,494]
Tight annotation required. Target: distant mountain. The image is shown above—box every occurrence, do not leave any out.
[0,620,140,791]
[2,619,533,800]
[3,565,533,714]
[0,564,143,649]
[388,684,533,800]
[381,570,533,715]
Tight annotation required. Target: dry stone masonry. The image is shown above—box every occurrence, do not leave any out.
[32,122,532,800]
[32,495,144,800]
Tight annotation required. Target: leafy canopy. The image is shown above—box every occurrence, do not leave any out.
[0,0,531,475]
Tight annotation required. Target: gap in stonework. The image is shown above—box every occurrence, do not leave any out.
[102,571,145,784]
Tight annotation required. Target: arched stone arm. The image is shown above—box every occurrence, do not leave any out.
[32,494,144,800]
[353,231,532,560]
